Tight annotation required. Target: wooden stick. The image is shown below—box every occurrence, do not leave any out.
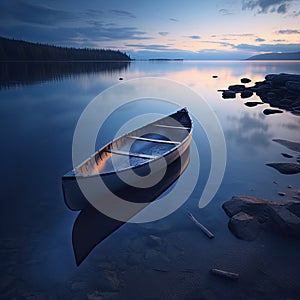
[211,268,239,280]
[188,212,214,239]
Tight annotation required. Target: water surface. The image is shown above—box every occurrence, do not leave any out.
[0,60,300,299]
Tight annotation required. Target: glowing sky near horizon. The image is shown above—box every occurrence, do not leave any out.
[0,0,299,59]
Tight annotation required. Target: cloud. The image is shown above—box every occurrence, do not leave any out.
[242,0,293,14]
[291,10,300,17]
[187,35,201,39]
[219,33,254,37]
[3,1,76,26]
[277,29,300,34]
[158,32,169,36]
[255,37,265,42]
[125,43,181,51]
[169,18,179,22]
[110,10,136,18]
[219,9,233,15]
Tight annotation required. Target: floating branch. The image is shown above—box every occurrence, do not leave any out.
[211,268,239,280]
[188,212,214,239]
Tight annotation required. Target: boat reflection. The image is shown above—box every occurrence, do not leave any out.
[72,146,190,265]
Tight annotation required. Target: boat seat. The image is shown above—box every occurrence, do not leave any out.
[153,124,190,130]
[105,149,157,160]
[127,135,180,145]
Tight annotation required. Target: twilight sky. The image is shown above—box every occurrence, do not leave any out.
[0,0,299,59]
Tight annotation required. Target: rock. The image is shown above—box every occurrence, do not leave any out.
[119,77,123,80]
[273,139,300,152]
[265,73,300,87]
[212,75,218,78]
[266,92,279,100]
[278,192,286,196]
[266,162,300,175]
[263,108,283,115]
[244,101,263,107]
[222,90,236,99]
[222,196,300,239]
[285,81,300,92]
[285,190,300,201]
[281,153,293,158]
[288,185,292,189]
[228,212,259,240]
[241,77,251,83]
[228,84,246,92]
[269,206,300,234]
[222,196,280,220]
[240,90,253,98]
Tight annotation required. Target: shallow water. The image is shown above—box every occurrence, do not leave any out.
[0,60,300,299]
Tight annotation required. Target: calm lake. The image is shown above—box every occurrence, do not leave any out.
[0,60,300,299]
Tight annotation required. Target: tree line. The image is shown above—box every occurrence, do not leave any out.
[0,36,131,61]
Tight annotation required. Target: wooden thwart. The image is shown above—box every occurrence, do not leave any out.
[154,124,190,130]
[105,149,157,160]
[188,212,215,239]
[127,135,180,145]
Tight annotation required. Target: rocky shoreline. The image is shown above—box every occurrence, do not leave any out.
[222,136,300,240]
[219,73,300,115]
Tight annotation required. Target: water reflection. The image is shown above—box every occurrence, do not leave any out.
[226,112,272,154]
[0,61,130,90]
[72,147,190,265]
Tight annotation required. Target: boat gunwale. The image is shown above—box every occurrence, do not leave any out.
[65,108,193,179]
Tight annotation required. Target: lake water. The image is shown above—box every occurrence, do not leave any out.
[0,60,300,299]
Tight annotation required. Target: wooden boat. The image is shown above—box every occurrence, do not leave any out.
[62,107,193,211]
[62,107,192,265]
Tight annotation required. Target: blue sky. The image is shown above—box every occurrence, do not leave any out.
[0,0,299,59]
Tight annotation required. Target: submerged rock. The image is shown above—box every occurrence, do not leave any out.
[223,195,300,240]
[266,162,300,175]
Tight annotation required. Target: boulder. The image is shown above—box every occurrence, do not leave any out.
[263,108,283,115]
[241,78,251,83]
[223,195,300,239]
[266,162,300,175]
[265,73,300,87]
[228,84,246,92]
[228,212,259,240]
[222,90,236,99]
[241,90,253,98]
[244,101,263,107]
[286,81,300,92]
[281,153,293,158]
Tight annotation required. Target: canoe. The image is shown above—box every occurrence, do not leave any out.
[62,107,193,210]
[62,107,192,265]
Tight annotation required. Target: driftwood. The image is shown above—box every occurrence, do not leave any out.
[211,268,239,280]
[188,212,214,239]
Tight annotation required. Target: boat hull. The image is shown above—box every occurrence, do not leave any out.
[62,133,192,210]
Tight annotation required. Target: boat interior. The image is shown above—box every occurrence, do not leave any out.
[75,109,192,176]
